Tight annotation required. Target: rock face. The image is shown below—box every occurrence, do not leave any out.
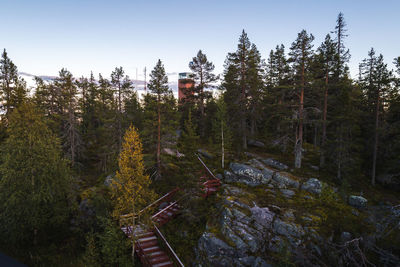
[348,195,368,209]
[301,178,322,195]
[272,172,299,189]
[228,163,272,186]
[261,158,288,170]
[197,149,214,159]
[247,139,266,148]
[195,184,315,266]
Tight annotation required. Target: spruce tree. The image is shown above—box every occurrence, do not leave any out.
[0,102,72,247]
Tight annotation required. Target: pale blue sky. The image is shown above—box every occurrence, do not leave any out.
[1,0,399,81]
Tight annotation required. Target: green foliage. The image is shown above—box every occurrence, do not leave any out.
[179,109,199,157]
[0,102,72,247]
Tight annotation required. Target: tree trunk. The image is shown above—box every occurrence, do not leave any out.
[221,122,224,169]
[295,55,305,169]
[131,203,135,265]
[118,83,122,150]
[320,71,329,167]
[157,96,161,178]
[371,95,380,186]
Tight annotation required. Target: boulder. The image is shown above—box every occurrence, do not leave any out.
[301,178,322,195]
[104,174,114,186]
[197,148,214,159]
[340,232,352,243]
[280,189,296,198]
[261,158,289,170]
[248,139,265,148]
[224,170,237,183]
[272,172,299,189]
[348,195,368,209]
[250,206,275,229]
[229,163,271,186]
[273,219,304,238]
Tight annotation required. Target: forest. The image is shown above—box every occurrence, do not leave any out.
[0,13,399,266]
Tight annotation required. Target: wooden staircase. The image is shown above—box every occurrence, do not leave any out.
[135,231,174,267]
[152,201,181,226]
[120,154,221,267]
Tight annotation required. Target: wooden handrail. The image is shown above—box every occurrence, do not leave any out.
[121,187,180,219]
[196,154,217,180]
[153,224,185,267]
[152,201,178,220]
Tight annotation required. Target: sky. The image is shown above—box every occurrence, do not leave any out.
[1,0,399,83]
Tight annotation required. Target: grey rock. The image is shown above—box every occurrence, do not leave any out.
[261,158,289,170]
[283,210,295,221]
[341,232,352,243]
[216,173,223,180]
[224,170,237,183]
[250,206,275,229]
[301,178,322,195]
[229,163,271,186]
[280,189,296,198]
[253,257,272,267]
[273,218,305,239]
[349,195,368,209]
[248,139,266,148]
[104,174,113,186]
[197,148,214,159]
[273,172,299,189]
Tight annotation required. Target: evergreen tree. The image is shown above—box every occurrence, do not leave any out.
[212,96,232,168]
[147,59,171,178]
[54,68,82,167]
[263,44,292,148]
[359,49,392,185]
[188,50,217,137]
[0,102,72,247]
[289,30,315,168]
[0,49,27,120]
[179,109,200,157]
[222,30,263,150]
[316,34,337,166]
[111,67,133,150]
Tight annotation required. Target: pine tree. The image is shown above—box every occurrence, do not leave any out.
[111,125,155,259]
[222,30,263,150]
[359,49,392,185]
[332,12,350,77]
[0,49,27,120]
[188,50,217,137]
[316,34,337,166]
[111,67,133,150]
[289,30,315,168]
[0,102,72,246]
[263,44,292,148]
[147,59,170,178]
[54,68,82,167]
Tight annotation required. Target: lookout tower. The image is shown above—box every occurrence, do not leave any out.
[178,72,194,101]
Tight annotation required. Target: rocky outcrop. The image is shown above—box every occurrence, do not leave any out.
[348,195,368,209]
[261,158,288,170]
[227,163,272,186]
[301,178,322,195]
[247,139,266,148]
[272,172,299,189]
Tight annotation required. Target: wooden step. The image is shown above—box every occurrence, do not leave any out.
[137,232,154,239]
[149,254,170,264]
[142,246,161,254]
[138,239,158,248]
[138,235,157,243]
[152,260,173,267]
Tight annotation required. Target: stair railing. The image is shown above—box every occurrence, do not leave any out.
[153,224,185,267]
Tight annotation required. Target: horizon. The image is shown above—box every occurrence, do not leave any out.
[2,0,400,83]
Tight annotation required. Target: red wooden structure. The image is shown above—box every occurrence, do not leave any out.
[197,154,221,198]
